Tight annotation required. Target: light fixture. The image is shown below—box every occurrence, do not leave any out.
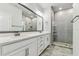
[59,8,62,10]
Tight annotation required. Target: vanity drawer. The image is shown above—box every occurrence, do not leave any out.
[2,38,35,55]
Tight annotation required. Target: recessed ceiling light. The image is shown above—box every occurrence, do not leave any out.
[59,8,62,10]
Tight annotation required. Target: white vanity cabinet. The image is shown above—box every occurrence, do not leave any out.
[1,38,37,56]
[6,45,30,56]
[6,40,37,56]
[0,33,50,56]
[37,34,50,55]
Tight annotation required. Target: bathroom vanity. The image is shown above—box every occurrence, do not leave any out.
[0,32,50,56]
[0,3,51,56]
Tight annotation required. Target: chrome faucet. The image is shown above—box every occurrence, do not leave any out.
[14,32,20,36]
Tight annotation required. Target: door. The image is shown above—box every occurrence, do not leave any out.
[73,18,79,55]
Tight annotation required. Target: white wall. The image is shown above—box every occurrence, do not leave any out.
[55,9,73,43]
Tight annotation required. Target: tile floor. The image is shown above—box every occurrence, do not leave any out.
[41,42,73,56]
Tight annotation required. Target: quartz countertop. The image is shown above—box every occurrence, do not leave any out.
[0,32,50,46]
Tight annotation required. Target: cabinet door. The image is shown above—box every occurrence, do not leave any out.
[45,35,49,48]
[37,36,45,55]
[9,49,26,56]
[3,38,37,56]
[29,39,38,56]
[44,34,50,48]
[47,34,50,45]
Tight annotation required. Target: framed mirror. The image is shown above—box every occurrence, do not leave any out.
[0,3,43,33]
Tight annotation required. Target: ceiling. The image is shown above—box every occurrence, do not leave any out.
[51,3,73,12]
[38,3,73,12]
[22,3,73,14]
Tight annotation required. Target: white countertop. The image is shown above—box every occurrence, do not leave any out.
[0,32,50,46]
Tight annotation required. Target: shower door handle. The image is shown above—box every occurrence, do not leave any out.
[71,15,79,23]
